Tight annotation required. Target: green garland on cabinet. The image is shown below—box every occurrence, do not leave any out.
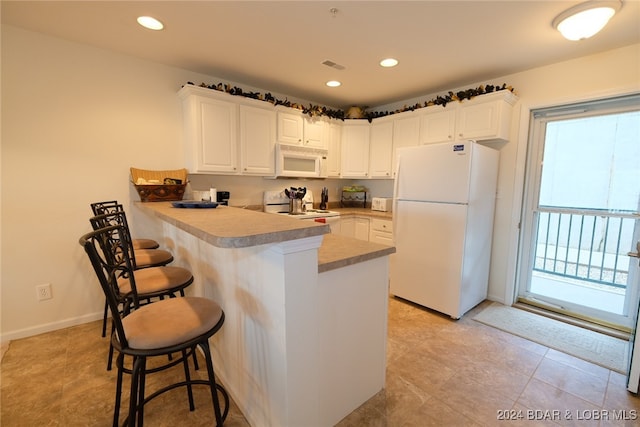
[183,81,515,122]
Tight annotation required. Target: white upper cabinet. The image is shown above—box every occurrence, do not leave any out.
[276,110,304,145]
[239,104,276,175]
[326,121,342,177]
[419,104,457,144]
[456,91,516,141]
[303,117,326,149]
[276,110,327,148]
[341,121,370,178]
[179,85,277,176]
[419,91,517,144]
[369,118,394,178]
[179,86,238,174]
[392,113,421,177]
[179,85,516,177]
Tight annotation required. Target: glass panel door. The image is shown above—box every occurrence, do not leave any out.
[518,95,640,330]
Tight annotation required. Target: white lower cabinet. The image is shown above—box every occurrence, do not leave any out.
[369,218,393,246]
[339,217,355,238]
[338,216,370,241]
[354,217,370,241]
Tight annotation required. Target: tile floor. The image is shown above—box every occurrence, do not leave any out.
[2,298,639,426]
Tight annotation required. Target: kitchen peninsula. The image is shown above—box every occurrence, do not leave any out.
[135,202,395,427]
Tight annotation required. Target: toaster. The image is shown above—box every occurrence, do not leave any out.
[371,197,392,212]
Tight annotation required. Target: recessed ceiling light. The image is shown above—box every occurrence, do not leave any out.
[137,16,164,31]
[326,80,341,87]
[379,58,399,68]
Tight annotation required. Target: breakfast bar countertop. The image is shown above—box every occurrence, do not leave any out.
[136,202,395,272]
[136,201,330,248]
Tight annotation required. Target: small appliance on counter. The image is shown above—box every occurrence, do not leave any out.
[192,190,230,205]
[371,197,392,212]
[216,191,230,206]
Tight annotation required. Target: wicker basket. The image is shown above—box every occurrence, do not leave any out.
[130,167,188,202]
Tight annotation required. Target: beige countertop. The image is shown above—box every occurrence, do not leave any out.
[318,234,395,273]
[137,202,395,272]
[137,201,329,248]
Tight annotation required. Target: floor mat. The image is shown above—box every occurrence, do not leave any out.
[473,302,629,373]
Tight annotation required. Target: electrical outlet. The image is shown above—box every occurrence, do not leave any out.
[36,283,52,301]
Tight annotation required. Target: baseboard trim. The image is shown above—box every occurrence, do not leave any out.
[0,312,103,345]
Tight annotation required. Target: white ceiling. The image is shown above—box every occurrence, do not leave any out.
[2,1,639,109]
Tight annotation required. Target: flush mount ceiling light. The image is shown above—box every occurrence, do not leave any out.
[379,58,399,68]
[326,80,341,87]
[137,16,164,31]
[552,0,621,41]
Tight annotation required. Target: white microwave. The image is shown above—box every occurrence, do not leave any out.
[275,143,328,178]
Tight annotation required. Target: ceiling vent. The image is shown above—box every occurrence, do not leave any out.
[322,60,346,70]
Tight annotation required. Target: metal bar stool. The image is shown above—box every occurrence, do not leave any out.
[88,215,195,371]
[80,224,229,426]
[90,210,175,338]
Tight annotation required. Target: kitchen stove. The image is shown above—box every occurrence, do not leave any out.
[263,190,340,221]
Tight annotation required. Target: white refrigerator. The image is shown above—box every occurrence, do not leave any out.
[391,141,499,319]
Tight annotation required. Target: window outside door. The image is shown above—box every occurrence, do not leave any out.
[517,95,640,331]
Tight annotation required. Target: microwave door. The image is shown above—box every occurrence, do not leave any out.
[283,155,318,176]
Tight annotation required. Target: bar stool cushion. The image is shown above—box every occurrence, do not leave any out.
[117,266,193,295]
[132,238,160,250]
[134,248,174,267]
[121,297,224,350]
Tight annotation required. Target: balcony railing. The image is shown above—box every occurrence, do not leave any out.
[534,207,637,290]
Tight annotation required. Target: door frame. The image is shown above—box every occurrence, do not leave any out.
[504,89,640,307]
[515,100,639,329]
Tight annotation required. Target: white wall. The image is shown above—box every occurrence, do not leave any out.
[1,23,638,341]
[0,25,315,341]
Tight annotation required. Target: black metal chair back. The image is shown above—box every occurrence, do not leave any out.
[90,200,120,216]
[90,211,139,269]
[80,225,140,347]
